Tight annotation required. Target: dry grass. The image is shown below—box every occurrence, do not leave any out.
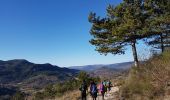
[56,90,81,100]
[120,51,170,100]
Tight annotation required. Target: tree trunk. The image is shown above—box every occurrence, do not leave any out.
[131,40,139,67]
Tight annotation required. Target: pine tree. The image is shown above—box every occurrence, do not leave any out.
[88,0,170,66]
[88,0,150,67]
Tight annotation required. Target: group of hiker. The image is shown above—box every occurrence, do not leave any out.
[79,79,112,100]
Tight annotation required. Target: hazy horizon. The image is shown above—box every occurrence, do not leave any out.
[0,58,134,67]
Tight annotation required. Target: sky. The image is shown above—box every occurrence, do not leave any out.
[0,0,150,67]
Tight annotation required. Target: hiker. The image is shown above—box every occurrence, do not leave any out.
[107,80,112,92]
[90,81,98,100]
[103,80,107,95]
[79,80,87,100]
[99,81,105,100]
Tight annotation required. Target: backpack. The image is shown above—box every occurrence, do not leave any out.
[91,84,97,93]
[80,83,87,93]
[99,84,105,92]
[106,81,110,87]
[108,81,111,87]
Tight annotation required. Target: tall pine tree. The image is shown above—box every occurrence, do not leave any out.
[88,0,151,67]
[88,0,170,66]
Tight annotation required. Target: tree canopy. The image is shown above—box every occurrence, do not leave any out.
[144,0,170,52]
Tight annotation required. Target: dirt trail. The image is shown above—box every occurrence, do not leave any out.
[87,86,119,100]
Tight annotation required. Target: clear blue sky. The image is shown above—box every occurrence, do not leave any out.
[0,0,149,67]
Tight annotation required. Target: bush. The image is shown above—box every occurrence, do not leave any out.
[11,92,25,100]
[34,92,45,100]
[34,71,101,99]
[120,51,170,100]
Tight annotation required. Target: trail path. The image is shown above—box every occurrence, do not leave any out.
[87,86,119,100]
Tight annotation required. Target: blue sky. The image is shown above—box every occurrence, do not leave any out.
[0,0,149,67]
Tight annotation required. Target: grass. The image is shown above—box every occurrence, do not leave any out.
[120,51,170,100]
[56,90,81,100]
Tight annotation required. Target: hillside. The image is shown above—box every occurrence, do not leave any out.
[120,51,170,100]
[69,62,132,80]
[57,52,170,100]
[89,67,129,79]
[0,59,79,89]
[69,62,133,72]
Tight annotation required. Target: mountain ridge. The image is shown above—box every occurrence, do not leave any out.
[0,59,79,89]
[69,61,133,71]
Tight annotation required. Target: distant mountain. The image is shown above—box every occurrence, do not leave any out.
[69,62,133,72]
[88,66,130,79]
[0,59,79,89]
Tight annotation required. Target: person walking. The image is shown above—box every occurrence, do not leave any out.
[99,81,105,100]
[108,80,112,92]
[79,80,88,100]
[103,80,108,96]
[90,81,98,100]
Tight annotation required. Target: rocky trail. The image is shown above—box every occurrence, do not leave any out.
[87,86,119,100]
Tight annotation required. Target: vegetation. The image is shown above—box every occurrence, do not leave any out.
[0,87,25,100]
[78,71,100,85]
[34,71,100,100]
[11,92,25,100]
[144,0,170,52]
[0,86,25,100]
[0,59,78,89]
[120,51,170,100]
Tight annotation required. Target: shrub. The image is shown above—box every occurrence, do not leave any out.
[120,51,170,100]
[34,92,45,100]
[34,71,101,99]
[11,92,25,100]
